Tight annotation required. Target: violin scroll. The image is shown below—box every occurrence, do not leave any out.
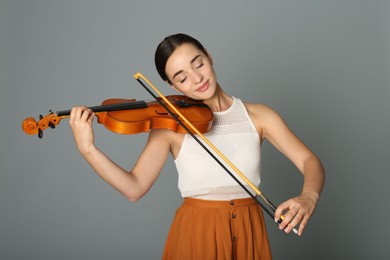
[22,112,63,138]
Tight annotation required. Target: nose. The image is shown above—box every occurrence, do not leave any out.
[191,71,203,85]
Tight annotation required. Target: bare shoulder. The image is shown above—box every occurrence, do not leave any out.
[147,128,185,158]
[244,102,278,118]
[243,102,287,140]
[148,128,182,145]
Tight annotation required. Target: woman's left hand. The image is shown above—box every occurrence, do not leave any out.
[274,192,319,236]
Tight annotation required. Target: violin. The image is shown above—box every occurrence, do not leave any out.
[22,72,297,234]
[22,95,213,138]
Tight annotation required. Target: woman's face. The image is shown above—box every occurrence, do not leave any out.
[165,43,217,100]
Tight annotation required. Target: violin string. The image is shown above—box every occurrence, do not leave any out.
[134,73,297,234]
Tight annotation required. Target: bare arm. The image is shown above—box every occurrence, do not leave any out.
[247,103,325,236]
[69,106,172,201]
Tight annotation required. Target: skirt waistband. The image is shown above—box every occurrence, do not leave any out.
[183,197,256,208]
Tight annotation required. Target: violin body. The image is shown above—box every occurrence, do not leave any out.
[98,96,213,134]
[22,95,213,138]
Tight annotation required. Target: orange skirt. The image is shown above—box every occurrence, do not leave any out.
[162,197,272,260]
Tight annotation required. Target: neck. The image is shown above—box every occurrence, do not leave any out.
[202,84,233,112]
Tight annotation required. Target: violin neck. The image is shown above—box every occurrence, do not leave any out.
[56,101,148,117]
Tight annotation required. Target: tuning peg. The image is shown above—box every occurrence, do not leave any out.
[38,128,43,139]
[39,114,43,120]
[48,122,55,129]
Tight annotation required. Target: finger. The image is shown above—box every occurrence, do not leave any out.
[85,109,96,126]
[89,111,96,122]
[80,108,94,122]
[275,205,293,230]
[274,201,290,222]
[69,106,90,129]
[280,208,299,231]
[69,107,82,125]
[284,210,304,234]
[297,214,310,236]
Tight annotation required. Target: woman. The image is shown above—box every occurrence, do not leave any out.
[69,33,325,259]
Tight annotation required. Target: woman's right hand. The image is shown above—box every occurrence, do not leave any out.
[69,106,96,155]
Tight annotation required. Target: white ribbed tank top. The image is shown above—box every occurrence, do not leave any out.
[174,97,261,200]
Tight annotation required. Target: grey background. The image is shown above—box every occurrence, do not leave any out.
[1,0,389,259]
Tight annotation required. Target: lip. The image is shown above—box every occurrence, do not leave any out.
[196,81,209,93]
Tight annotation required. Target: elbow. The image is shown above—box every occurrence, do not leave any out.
[123,190,145,202]
[315,155,325,175]
[302,154,325,175]
[126,196,141,203]
[119,176,148,202]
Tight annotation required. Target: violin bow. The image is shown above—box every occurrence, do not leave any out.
[134,72,297,234]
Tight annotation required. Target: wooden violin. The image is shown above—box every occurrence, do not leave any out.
[22,72,297,234]
[22,95,213,138]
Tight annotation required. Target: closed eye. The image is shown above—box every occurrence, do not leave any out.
[180,76,187,83]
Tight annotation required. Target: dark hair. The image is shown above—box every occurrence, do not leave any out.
[154,33,207,82]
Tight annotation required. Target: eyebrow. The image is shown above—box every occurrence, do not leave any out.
[172,55,202,79]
